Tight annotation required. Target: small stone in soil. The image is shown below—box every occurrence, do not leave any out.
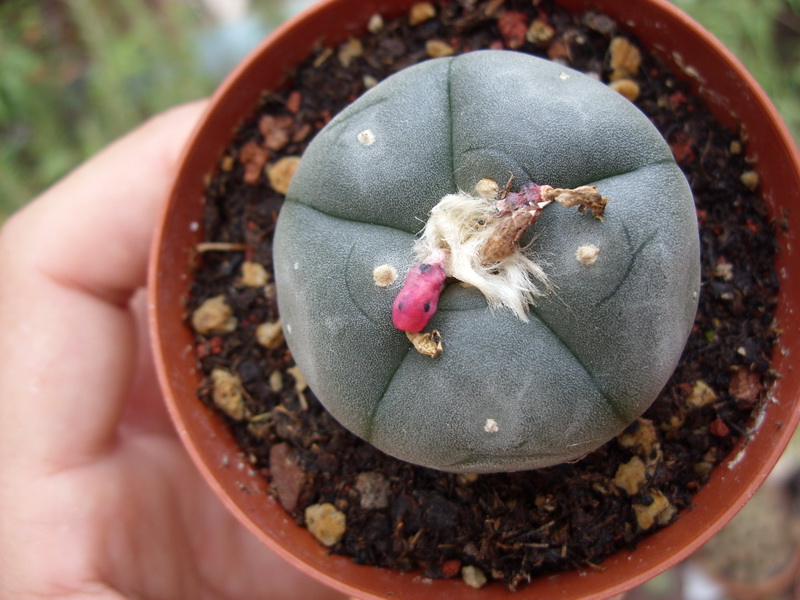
[268,370,283,393]
[239,140,269,185]
[338,37,363,67]
[408,2,436,25]
[687,380,718,408]
[442,559,462,578]
[239,261,270,287]
[618,418,659,456]
[356,471,391,510]
[634,491,675,530]
[211,368,246,420]
[614,456,647,495]
[728,368,762,405]
[259,114,294,151]
[609,78,640,102]
[426,39,455,57]
[741,170,760,190]
[305,503,347,547]
[609,36,642,79]
[367,13,384,34]
[266,156,301,194]
[269,442,305,512]
[256,320,285,349]
[191,295,237,335]
[462,565,488,589]
[527,19,555,45]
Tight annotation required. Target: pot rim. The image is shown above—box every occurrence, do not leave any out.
[148,0,800,598]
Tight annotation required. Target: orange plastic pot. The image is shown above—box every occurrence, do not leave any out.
[148,0,800,598]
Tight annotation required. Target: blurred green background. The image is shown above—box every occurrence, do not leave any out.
[0,0,798,220]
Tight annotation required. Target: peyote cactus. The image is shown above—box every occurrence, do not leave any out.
[273,50,700,473]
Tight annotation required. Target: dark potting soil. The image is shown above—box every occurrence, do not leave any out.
[186,0,780,591]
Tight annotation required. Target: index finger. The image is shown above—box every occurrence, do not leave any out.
[15,100,209,305]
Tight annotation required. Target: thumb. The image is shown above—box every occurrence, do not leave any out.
[0,101,208,472]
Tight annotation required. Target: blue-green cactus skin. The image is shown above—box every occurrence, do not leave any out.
[273,50,700,473]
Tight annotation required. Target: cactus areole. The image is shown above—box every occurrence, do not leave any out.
[273,50,700,473]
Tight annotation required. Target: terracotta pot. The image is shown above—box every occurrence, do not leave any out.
[148,0,800,598]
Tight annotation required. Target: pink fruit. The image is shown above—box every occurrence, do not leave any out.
[392,254,447,333]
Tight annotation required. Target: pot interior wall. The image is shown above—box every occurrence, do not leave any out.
[149,0,800,598]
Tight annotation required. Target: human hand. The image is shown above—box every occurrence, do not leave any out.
[0,102,346,600]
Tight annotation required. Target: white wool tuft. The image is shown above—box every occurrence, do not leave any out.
[414,191,551,321]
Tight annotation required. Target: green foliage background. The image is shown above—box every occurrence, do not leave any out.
[674,0,800,145]
[0,0,798,220]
